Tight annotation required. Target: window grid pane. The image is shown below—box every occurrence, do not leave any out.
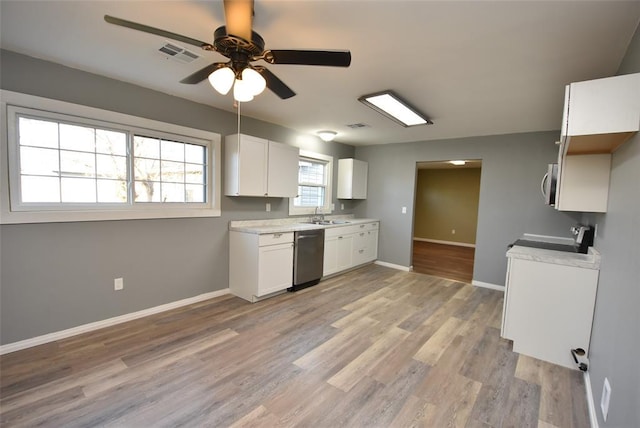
[295,157,327,208]
[298,160,325,185]
[133,136,207,204]
[17,116,128,205]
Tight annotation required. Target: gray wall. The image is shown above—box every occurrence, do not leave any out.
[354,133,580,285]
[0,50,355,344]
[586,23,640,428]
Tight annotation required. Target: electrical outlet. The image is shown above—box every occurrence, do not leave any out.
[331,203,335,211]
[452,229,456,235]
[402,206,407,214]
[341,203,344,210]
[114,277,124,291]
[601,377,611,421]
[265,202,271,212]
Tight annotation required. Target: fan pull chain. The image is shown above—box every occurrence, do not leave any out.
[236,100,241,135]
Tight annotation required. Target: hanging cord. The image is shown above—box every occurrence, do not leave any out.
[236,100,241,134]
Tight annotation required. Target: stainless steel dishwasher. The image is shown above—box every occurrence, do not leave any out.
[289,228,325,291]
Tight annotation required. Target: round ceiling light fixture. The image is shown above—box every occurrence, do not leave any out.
[317,130,337,142]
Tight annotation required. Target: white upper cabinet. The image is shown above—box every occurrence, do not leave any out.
[337,158,368,199]
[561,73,640,154]
[225,134,299,197]
[555,151,611,213]
[266,140,299,198]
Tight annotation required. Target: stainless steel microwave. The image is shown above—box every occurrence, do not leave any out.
[541,163,558,206]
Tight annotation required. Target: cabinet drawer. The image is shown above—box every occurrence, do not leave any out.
[325,225,356,238]
[258,232,293,246]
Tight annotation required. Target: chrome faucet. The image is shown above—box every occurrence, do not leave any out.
[312,206,324,223]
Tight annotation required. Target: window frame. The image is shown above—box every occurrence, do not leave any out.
[1,90,221,224]
[288,150,333,216]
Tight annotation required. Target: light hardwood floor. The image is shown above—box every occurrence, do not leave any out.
[0,264,589,427]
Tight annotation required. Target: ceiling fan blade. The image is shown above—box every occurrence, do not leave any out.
[223,0,254,41]
[104,15,213,50]
[180,62,228,84]
[266,50,351,67]
[256,67,296,99]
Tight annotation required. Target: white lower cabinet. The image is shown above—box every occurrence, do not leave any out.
[501,256,599,369]
[229,231,294,302]
[323,222,378,277]
[323,234,353,277]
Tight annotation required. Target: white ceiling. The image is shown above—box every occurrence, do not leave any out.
[1,1,639,146]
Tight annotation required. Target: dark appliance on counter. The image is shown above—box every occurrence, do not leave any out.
[511,225,595,254]
[571,225,595,253]
[289,229,325,292]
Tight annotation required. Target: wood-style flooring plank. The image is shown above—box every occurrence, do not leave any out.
[412,240,475,283]
[0,264,589,427]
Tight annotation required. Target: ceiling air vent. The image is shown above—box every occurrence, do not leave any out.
[346,123,370,129]
[158,42,200,64]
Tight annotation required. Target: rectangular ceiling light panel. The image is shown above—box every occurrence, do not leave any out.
[359,91,432,127]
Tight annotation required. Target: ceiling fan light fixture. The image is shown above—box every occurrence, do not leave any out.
[208,66,235,95]
[359,90,433,127]
[233,77,254,102]
[317,130,337,142]
[241,67,266,96]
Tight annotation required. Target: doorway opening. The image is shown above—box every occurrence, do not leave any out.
[412,160,482,283]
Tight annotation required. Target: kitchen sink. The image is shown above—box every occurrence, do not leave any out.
[305,219,351,225]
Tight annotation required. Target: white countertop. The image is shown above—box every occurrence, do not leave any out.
[507,234,601,270]
[229,216,379,234]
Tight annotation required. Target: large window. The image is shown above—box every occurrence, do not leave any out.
[1,91,221,223]
[289,150,333,216]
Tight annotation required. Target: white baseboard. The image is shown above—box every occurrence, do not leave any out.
[0,289,231,355]
[472,280,504,292]
[584,371,599,428]
[413,237,476,248]
[374,260,412,272]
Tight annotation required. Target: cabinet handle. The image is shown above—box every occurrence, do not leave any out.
[360,232,365,236]
[571,348,588,372]
[273,233,282,238]
[264,193,268,196]
[338,236,343,239]
[360,225,365,228]
[359,249,364,253]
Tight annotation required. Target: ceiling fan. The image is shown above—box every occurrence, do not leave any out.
[104,0,351,101]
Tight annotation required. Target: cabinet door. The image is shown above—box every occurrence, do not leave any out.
[336,234,354,271]
[337,158,368,199]
[267,141,299,197]
[364,229,378,262]
[557,154,611,212]
[352,230,368,266]
[323,236,339,276]
[257,242,293,296]
[226,134,268,196]
[506,258,599,369]
[562,74,640,154]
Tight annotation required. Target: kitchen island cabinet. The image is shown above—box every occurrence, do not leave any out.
[502,244,600,369]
